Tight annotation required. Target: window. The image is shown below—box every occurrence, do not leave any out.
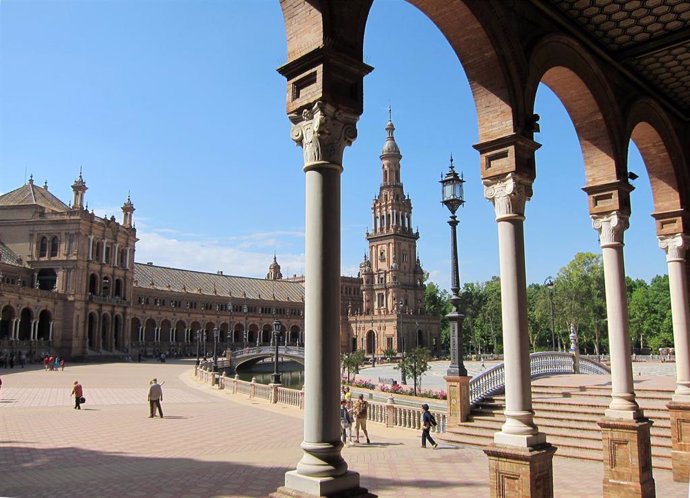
[94,241,101,261]
[39,237,48,257]
[50,236,59,257]
[105,245,111,264]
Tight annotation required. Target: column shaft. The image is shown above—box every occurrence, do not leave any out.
[593,213,640,419]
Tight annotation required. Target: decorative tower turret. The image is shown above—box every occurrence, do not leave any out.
[71,170,87,210]
[364,112,422,316]
[267,255,283,280]
[121,194,135,228]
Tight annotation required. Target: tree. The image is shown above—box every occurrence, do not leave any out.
[554,252,606,355]
[423,280,451,350]
[341,350,366,383]
[395,347,431,395]
[629,275,672,352]
[474,276,502,354]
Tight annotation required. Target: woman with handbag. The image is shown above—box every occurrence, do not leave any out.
[71,381,83,410]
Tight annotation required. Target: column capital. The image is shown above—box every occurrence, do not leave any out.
[659,233,690,263]
[483,173,533,221]
[289,101,359,170]
[591,211,629,247]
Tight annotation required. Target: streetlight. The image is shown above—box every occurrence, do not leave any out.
[212,327,219,372]
[271,319,282,384]
[195,329,201,366]
[227,300,233,345]
[544,277,555,352]
[440,155,467,377]
[242,304,248,348]
[397,302,407,385]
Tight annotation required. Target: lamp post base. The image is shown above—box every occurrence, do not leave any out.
[444,375,471,424]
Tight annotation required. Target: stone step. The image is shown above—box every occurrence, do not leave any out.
[476,400,670,422]
[483,395,671,412]
[441,428,672,470]
[528,385,673,400]
[473,416,672,438]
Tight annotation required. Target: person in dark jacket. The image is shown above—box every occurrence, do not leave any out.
[421,403,438,449]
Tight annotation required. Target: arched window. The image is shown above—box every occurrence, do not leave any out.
[50,236,59,257]
[102,276,111,297]
[39,237,48,257]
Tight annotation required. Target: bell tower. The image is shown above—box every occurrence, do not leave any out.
[361,112,425,317]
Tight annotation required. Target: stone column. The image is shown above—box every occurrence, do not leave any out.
[592,211,655,497]
[591,212,641,419]
[659,234,690,402]
[659,233,690,481]
[483,173,545,447]
[278,102,365,497]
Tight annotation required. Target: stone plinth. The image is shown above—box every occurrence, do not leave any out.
[598,417,655,497]
[483,443,556,498]
[270,471,374,498]
[444,375,471,424]
[668,401,690,482]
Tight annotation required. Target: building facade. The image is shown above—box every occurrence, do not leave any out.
[0,122,439,361]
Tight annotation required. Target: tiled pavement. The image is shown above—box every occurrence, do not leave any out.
[0,360,688,497]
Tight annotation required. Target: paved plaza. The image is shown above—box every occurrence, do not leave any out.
[0,360,688,497]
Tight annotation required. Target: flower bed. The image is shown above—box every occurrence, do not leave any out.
[345,377,447,400]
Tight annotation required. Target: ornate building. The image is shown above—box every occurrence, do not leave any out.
[0,120,439,361]
[345,116,440,357]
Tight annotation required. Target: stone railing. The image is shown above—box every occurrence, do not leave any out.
[194,370,444,432]
[469,351,610,406]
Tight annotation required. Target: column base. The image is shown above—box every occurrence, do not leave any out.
[270,470,374,498]
[483,443,556,498]
[444,375,471,423]
[668,401,690,482]
[598,417,655,497]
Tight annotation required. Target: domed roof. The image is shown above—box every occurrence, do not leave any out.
[380,119,401,158]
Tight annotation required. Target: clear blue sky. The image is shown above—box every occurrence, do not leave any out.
[0,0,666,291]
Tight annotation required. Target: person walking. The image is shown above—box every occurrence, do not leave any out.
[421,403,438,449]
[148,378,164,418]
[353,394,370,444]
[71,381,83,410]
[340,399,353,446]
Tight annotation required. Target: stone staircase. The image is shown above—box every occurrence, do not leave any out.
[440,383,673,470]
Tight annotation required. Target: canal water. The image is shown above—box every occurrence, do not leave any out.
[236,360,304,389]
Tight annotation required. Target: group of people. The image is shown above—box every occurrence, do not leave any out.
[0,351,25,368]
[339,386,370,446]
[67,377,165,417]
[43,354,64,371]
[340,385,439,449]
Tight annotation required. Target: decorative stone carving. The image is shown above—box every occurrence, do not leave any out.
[483,173,533,220]
[289,101,359,168]
[591,212,629,247]
[659,234,689,263]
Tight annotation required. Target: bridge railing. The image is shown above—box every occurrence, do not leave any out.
[469,351,610,406]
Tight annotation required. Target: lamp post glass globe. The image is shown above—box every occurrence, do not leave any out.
[440,157,465,214]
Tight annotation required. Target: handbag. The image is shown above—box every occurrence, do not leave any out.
[79,396,86,404]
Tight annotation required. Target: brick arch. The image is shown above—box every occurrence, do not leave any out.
[408,0,522,141]
[527,35,625,186]
[279,0,518,141]
[626,99,688,217]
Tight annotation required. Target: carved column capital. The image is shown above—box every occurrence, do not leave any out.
[483,173,533,221]
[591,212,629,247]
[289,101,359,170]
[659,233,690,263]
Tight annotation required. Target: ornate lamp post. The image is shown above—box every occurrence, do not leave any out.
[212,327,219,372]
[441,156,471,424]
[228,300,233,345]
[272,319,282,384]
[195,329,201,366]
[441,156,467,377]
[398,302,407,385]
[242,304,248,348]
[544,276,555,352]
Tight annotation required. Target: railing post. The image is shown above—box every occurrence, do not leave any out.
[233,374,239,394]
[218,371,226,390]
[386,395,396,428]
[299,387,304,410]
[250,377,256,399]
[270,383,280,404]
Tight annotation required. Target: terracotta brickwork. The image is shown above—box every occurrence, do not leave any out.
[483,443,557,498]
[668,401,690,482]
[598,418,656,497]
